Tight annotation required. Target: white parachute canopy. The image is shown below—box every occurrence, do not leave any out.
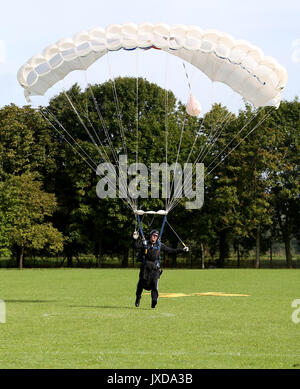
[18,23,288,108]
[17,23,289,219]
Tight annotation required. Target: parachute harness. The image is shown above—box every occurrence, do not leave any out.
[135,213,186,265]
[136,213,168,263]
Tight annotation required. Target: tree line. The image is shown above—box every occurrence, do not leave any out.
[0,77,299,268]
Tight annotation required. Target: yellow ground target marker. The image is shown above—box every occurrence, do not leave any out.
[144,292,250,298]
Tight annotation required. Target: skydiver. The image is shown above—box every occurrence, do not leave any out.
[133,229,189,309]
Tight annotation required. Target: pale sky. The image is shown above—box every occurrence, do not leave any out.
[0,0,299,111]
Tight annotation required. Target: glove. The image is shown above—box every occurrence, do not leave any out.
[183,246,189,252]
[133,231,139,240]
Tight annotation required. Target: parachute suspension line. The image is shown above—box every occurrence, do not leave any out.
[86,83,120,166]
[106,52,128,157]
[203,108,260,171]
[164,51,169,210]
[166,220,186,248]
[167,60,195,211]
[197,93,247,166]
[184,107,236,172]
[135,48,140,212]
[169,112,251,213]
[168,112,207,212]
[191,88,236,167]
[63,82,135,210]
[86,84,129,201]
[197,88,242,166]
[136,48,139,168]
[182,62,192,93]
[146,215,155,227]
[61,88,135,207]
[136,214,146,241]
[159,215,168,240]
[168,111,234,213]
[86,81,134,208]
[166,116,187,211]
[168,108,273,214]
[183,66,213,167]
[80,85,135,208]
[81,71,111,161]
[205,107,274,178]
[41,109,98,173]
[183,53,198,95]
[62,91,103,155]
[105,53,138,209]
[167,59,206,212]
[43,104,100,170]
[41,108,133,212]
[185,80,217,165]
[196,111,235,164]
[186,116,206,164]
[79,104,111,164]
[68,73,113,165]
[172,110,237,207]
[168,111,269,214]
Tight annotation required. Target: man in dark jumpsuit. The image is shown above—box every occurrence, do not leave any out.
[133,230,189,308]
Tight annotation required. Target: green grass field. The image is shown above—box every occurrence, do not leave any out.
[0,268,299,369]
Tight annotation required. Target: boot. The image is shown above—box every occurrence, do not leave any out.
[135,296,141,307]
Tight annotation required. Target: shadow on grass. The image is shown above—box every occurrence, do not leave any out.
[4,300,150,310]
[4,300,58,303]
[68,304,150,311]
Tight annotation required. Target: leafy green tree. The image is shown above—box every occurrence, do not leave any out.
[227,106,277,267]
[0,173,63,268]
[0,179,19,257]
[268,99,300,267]
[0,104,56,180]
[196,104,241,267]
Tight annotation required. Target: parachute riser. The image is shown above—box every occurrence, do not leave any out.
[135,213,167,245]
[159,215,167,240]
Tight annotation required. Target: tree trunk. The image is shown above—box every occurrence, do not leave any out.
[172,252,177,267]
[270,240,273,268]
[276,209,292,268]
[122,248,129,268]
[218,230,228,268]
[201,243,205,269]
[132,246,135,268]
[237,243,240,268]
[97,237,103,268]
[284,235,293,268]
[67,255,73,268]
[255,226,260,269]
[19,246,24,270]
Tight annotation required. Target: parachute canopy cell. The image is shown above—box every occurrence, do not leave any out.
[17,23,288,108]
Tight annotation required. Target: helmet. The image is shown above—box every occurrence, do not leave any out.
[150,229,159,237]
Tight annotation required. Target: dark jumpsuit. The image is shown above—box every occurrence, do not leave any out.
[134,240,183,304]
